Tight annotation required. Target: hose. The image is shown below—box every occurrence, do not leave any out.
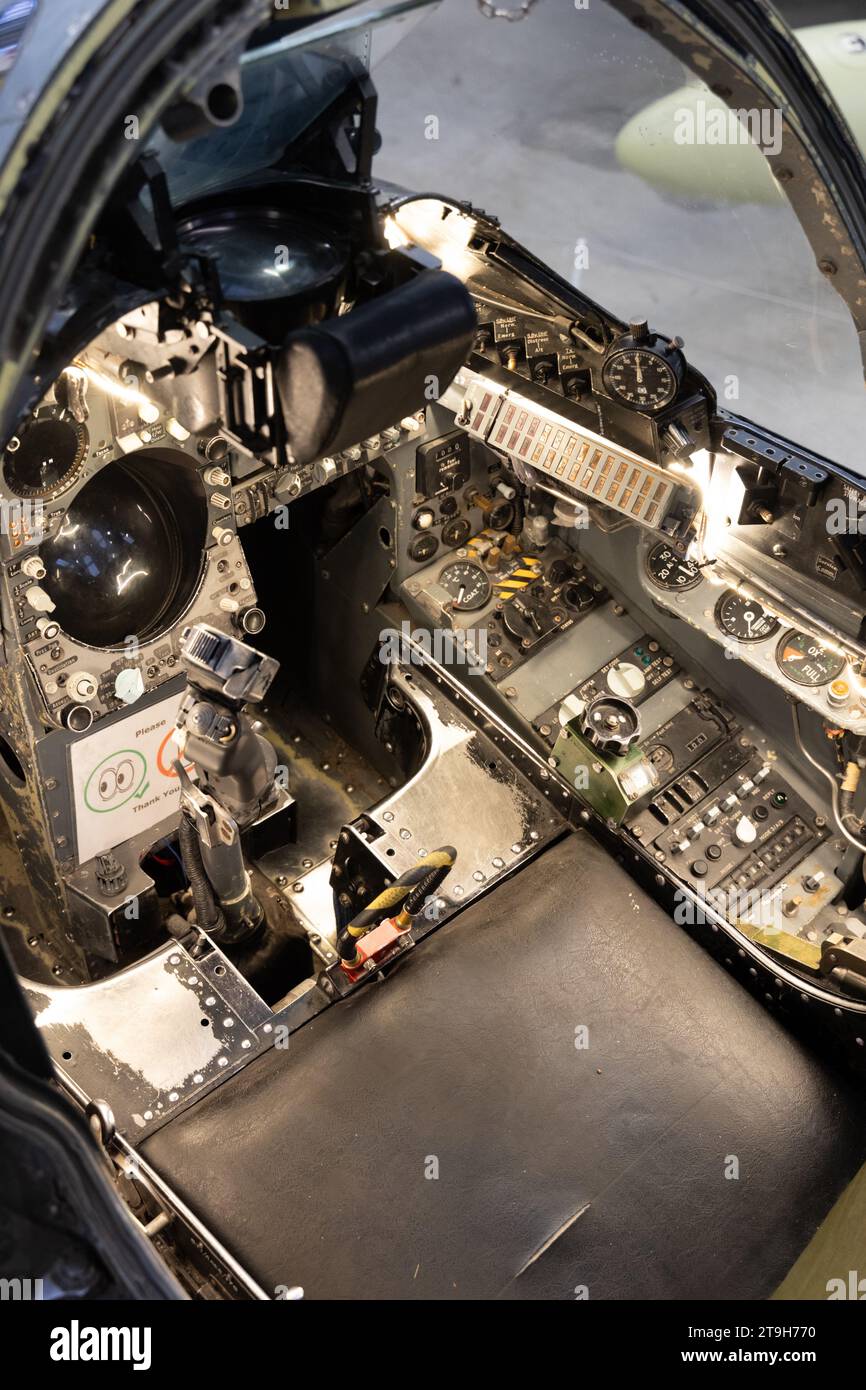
[178,812,228,938]
[790,703,866,855]
[337,846,457,964]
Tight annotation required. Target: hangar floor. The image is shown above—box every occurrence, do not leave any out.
[374,0,866,475]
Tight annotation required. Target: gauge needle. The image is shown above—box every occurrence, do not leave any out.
[457,587,465,606]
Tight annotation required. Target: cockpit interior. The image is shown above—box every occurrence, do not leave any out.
[5,0,866,1308]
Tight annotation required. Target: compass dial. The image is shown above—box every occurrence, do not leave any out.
[775,631,846,687]
[438,560,491,612]
[714,591,780,643]
[4,408,87,499]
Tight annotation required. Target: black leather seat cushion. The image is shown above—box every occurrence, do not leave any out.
[143,832,866,1299]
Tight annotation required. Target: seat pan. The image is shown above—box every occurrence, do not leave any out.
[143,831,866,1299]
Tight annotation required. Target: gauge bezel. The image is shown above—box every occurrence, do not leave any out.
[408,532,439,564]
[602,347,679,412]
[441,516,471,549]
[774,629,847,688]
[39,447,208,650]
[438,559,492,612]
[3,408,89,500]
[713,589,781,644]
[644,541,702,592]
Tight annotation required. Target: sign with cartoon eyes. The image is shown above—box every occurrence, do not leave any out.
[69,692,186,864]
[84,750,148,813]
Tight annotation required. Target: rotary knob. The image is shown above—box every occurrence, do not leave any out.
[606,660,646,701]
[313,457,338,486]
[114,667,145,705]
[25,584,55,613]
[734,815,757,846]
[580,695,641,757]
[70,671,98,703]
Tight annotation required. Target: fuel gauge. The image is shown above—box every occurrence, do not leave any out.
[776,631,846,687]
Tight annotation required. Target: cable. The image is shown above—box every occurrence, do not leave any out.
[178,813,228,937]
[790,702,866,855]
[337,847,457,965]
[164,840,186,875]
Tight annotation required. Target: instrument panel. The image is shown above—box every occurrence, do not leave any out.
[403,536,608,684]
[442,365,704,544]
[1,362,260,732]
[641,539,866,731]
[476,567,839,954]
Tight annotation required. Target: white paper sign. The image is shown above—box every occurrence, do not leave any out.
[69,692,187,864]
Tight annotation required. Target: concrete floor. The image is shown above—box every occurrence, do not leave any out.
[371,0,866,474]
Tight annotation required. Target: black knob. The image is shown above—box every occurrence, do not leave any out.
[580,695,641,757]
[628,317,650,342]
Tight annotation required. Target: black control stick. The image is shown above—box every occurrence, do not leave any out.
[173,623,283,945]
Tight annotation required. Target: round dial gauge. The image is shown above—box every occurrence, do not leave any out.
[4,409,87,498]
[776,630,846,687]
[438,560,491,612]
[645,541,702,592]
[602,349,678,411]
[714,591,780,643]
